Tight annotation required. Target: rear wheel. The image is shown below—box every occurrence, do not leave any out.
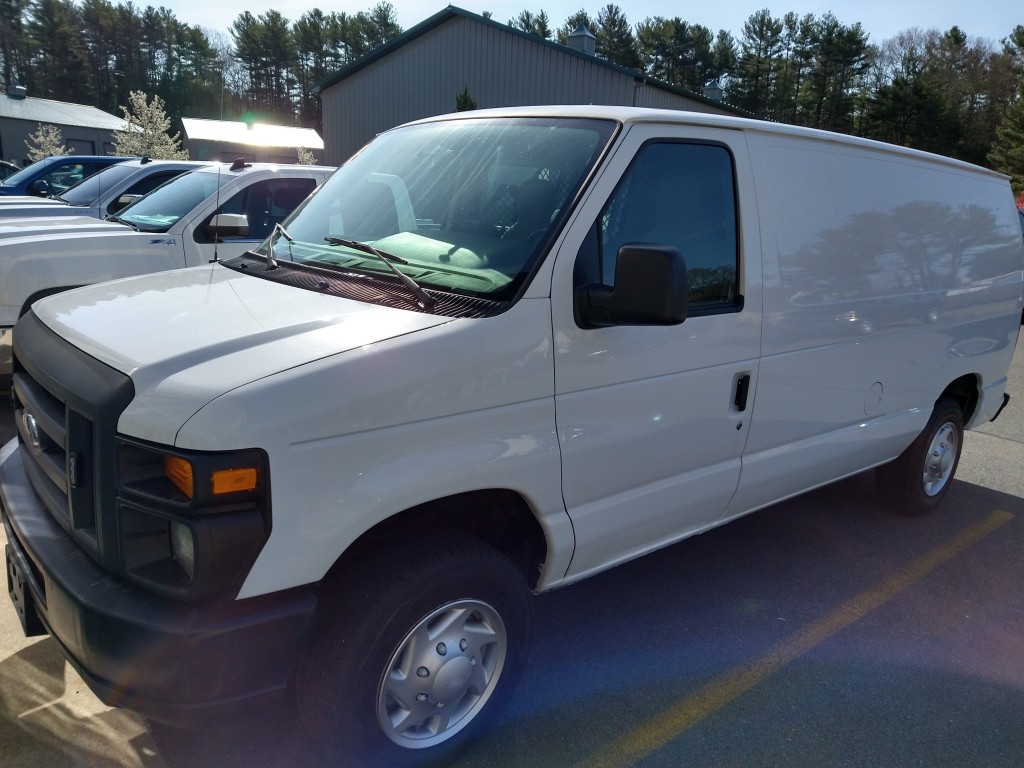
[877,396,964,515]
[296,534,531,767]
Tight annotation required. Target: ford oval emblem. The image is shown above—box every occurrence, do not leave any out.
[22,411,42,449]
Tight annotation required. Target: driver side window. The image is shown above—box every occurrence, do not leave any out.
[599,141,739,312]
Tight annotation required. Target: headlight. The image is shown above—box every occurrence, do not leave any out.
[116,438,271,600]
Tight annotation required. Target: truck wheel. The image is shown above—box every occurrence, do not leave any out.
[877,397,964,515]
[296,534,531,767]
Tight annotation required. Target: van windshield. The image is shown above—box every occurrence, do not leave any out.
[259,116,615,301]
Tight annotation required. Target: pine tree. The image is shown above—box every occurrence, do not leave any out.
[456,85,477,111]
[112,90,189,159]
[596,4,641,70]
[988,82,1024,195]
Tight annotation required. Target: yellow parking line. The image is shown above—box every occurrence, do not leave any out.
[576,509,1015,768]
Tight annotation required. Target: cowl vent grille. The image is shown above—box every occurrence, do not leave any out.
[223,254,510,319]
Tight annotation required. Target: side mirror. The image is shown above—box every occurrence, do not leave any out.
[28,179,50,197]
[575,243,688,329]
[205,213,249,239]
[109,194,142,214]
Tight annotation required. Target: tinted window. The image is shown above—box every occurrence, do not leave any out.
[61,163,139,205]
[599,142,739,310]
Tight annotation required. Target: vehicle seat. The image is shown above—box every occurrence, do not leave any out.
[506,178,557,240]
[268,186,309,231]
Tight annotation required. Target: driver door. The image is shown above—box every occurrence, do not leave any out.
[550,124,763,579]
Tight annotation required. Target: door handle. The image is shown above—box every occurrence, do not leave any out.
[734,374,751,412]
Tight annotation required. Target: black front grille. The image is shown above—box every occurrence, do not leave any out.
[11,311,135,571]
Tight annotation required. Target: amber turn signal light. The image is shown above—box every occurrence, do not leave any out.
[211,467,258,495]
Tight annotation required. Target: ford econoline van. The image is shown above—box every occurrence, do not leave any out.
[3,106,1022,766]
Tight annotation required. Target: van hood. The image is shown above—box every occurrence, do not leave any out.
[32,263,454,442]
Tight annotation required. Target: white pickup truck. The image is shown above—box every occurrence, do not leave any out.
[2,107,1022,766]
[0,160,334,380]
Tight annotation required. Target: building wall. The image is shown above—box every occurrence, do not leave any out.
[186,139,322,165]
[321,16,731,164]
[0,118,116,165]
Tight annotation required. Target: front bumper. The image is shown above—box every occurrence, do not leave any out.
[1,438,317,726]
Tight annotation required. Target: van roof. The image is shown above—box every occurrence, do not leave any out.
[404,105,1006,180]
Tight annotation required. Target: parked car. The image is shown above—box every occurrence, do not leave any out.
[2,106,1021,767]
[0,158,212,219]
[0,160,19,180]
[0,160,334,381]
[0,154,132,196]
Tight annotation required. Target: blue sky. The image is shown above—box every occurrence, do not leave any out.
[170,0,1016,48]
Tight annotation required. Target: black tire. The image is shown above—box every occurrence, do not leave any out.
[877,396,964,515]
[296,534,532,768]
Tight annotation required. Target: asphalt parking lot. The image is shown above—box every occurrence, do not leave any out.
[2,334,1022,768]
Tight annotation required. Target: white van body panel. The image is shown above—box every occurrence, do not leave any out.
[39,265,455,445]
[35,270,575,597]
[727,127,1022,517]
[16,106,1024,602]
[174,299,570,597]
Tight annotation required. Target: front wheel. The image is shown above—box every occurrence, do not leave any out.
[296,534,532,767]
[877,396,964,515]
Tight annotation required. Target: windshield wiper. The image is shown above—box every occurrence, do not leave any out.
[106,215,138,230]
[325,235,436,311]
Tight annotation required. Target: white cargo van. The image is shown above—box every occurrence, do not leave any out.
[2,107,1022,766]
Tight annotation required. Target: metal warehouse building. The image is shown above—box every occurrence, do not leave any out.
[317,6,751,164]
[0,85,126,166]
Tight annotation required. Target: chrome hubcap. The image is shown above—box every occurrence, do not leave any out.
[377,599,507,749]
[922,422,958,497]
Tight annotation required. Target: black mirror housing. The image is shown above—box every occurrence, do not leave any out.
[575,243,688,329]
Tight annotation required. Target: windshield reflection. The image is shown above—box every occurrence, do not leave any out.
[262,117,615,301]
